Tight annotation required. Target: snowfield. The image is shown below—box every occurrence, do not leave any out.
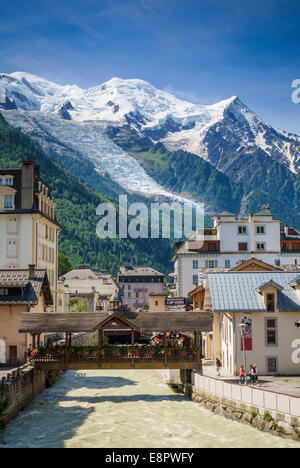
[1,71,300,178]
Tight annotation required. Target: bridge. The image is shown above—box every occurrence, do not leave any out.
[19,311,213,371]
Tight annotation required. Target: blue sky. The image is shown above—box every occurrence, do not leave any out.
[0,0,300,133]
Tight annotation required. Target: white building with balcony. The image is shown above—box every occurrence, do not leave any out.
[172,206,300,297]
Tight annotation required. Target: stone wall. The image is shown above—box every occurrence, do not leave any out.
[0,364,62,427]
[188,385,300,441]
[157,370,300,441]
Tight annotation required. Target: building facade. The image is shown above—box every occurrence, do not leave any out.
[0,266,53,366]
[118,266,164,312]
[0,161,61,308]
[173,206,300,297]
[57,267,118,313]
[205,271,300,376]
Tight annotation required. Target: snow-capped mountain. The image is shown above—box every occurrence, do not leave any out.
[1,71,300,189]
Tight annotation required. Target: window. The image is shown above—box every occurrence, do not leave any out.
[0,178,2,186]
[266,318,277,346]
[238,243,248,251]
[7,218,17,234]
[0,289,8,295]
[193,275,198,285]
[155,301,158,306]
[267,293,275,312]
[238,226,247,235]
[266,357,278,375]
[7,240,17,258]
[206,260,218,269]
[225,259,231,268]
[193,260,199,269]
[5,177,13,186]
[257,243,265,251]
[5,195,13,209]
[256,226,265,234]
[275,259,280,267]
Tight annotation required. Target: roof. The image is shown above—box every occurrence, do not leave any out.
[61,268,115,282]
[214,211,236,217]
[0,269,53,306]
[19,311,213,334]
[230,257,280,272]
[118,266,164,277]
[256,280,284,293]
[207,272,300,313]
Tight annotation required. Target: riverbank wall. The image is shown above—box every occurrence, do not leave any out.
[158,370,300,441]
[0,365,62,427]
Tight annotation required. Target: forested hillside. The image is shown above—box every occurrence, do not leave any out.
[0,114,173,276]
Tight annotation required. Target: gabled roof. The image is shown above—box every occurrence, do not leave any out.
[0,269,53,306]
[207,272,300,313]
[230,257,280,272]
[256,280,284,294]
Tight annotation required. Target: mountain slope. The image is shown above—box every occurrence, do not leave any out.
[1,72,300,174]
[105,126,300,230]
[0,113,173,275]
[2,71,300,225]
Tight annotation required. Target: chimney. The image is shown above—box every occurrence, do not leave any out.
[28,264,36,279]
[21,160,35,210]
[284,225,289,238]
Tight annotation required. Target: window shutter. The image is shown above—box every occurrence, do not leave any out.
[205,260,209,268]
[215,260,218,268]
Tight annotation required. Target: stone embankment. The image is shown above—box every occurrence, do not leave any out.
[158,370,300,441]
[0,364,63,428]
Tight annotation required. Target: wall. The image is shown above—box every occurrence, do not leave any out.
[234,311,300,376]
[0,364,61,426]
[0,305,30,365]
[158,370,300,440]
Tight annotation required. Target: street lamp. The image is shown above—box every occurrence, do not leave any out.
[238,322,248,385]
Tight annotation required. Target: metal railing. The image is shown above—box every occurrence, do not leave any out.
[192,373,300,418]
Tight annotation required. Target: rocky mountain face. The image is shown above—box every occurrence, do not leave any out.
[1,71,300,223]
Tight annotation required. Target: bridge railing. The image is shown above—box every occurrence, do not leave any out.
[29,345,201,365]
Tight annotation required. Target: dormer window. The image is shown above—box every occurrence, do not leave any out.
[267,293,275,312]
[6,178,13,186]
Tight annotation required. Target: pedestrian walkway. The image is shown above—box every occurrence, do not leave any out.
[203,366,300,398]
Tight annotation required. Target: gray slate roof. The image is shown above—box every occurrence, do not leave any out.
[207,272,300,313]
[0,269,52,305]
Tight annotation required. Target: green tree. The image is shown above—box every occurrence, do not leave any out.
[67,297,87,313]
[58,253,72,276]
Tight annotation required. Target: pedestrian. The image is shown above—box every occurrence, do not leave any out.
[26,347,31,362]
[253,364,258,385]
[239,365,246,385]
[249,364,255,385]
[215,357,222,377]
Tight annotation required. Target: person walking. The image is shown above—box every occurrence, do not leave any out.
[239,365,246,385]
[253,364,258,385]
[215,357,222,377]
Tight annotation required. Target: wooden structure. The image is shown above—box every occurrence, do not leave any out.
[19,311,212,371]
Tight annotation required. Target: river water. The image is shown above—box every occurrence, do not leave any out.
[0,370,299,448]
